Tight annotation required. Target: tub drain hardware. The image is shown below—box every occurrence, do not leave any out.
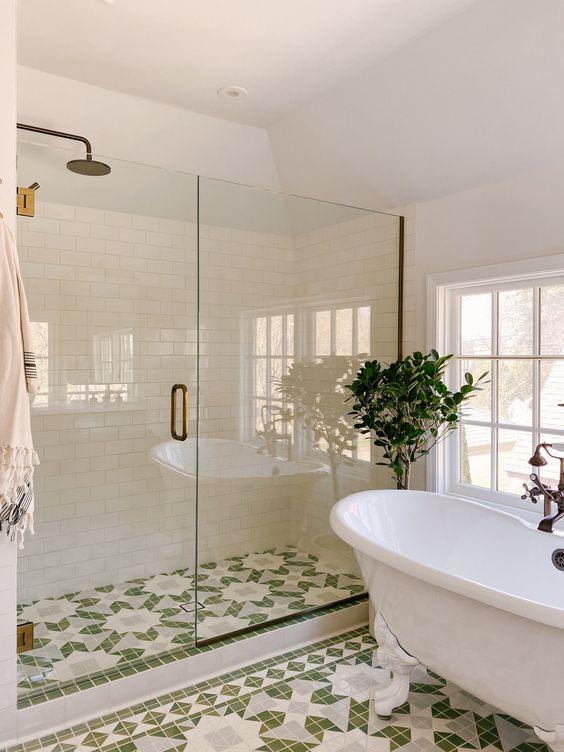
[551,549,564,570]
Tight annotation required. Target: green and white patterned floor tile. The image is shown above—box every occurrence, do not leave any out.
[6,627,549,752]
[17,546,364,696]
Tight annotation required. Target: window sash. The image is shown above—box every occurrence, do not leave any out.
[443,273,564,509]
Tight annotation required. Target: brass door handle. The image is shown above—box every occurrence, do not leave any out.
[171,384,188,441]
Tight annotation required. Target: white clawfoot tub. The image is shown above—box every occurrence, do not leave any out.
[330,489,564,752]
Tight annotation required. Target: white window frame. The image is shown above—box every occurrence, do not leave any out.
[428,253,564,512]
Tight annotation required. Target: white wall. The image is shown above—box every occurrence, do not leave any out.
[18,66,280,191]
[415,163,564,348]
[0,0,18,744]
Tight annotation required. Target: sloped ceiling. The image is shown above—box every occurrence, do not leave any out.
[268,0,564,209]
[17,0,564,211]
[18,0,477,127]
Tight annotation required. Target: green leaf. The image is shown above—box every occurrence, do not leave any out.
[343,350,478,489]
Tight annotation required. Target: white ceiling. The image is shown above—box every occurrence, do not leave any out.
[18,0,477,127]
[268,0,564,208]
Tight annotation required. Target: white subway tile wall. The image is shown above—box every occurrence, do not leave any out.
[18,201,199,602]
[17,199,405,604]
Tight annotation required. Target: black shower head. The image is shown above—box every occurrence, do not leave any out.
[67,155,111,176]
[17,123,112,177]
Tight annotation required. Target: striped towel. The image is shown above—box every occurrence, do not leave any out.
[0,219,39,547]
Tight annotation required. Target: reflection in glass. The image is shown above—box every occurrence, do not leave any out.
[335,308,353,356]
[198,175,401,641]
[16,142,401,689]
[17,140,198,700]
[315,310,331,356]
[30,321,49,406]
[357,306,370,355]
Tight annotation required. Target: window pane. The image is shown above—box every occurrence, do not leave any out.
[286,315,294,356]
[357,306,370,355]
[255,359,267,396]
[498,289,533,355]
[539,434,564,489]
[497,429,532,494]
[335,308,353,356]
[315,310,331,356]
[459,359,491,421]
[271,315,283,356]
[497,360,532,426]
[256,317,267,356]
[540,360,564,430]
[541,285,564,355]
[460,293,491,355]
[459,424,491,488]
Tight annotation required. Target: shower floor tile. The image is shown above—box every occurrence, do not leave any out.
[7,626,548,752]
[16,545,364,696]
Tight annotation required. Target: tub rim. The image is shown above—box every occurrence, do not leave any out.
[330,488,564,630]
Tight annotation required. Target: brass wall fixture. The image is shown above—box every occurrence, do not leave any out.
[16,182,40,217]
[17,621,34,654]
[17,122,112,176]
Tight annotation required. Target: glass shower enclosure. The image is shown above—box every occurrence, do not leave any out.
[14,138,403,702]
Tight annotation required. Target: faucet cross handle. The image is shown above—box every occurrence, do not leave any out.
[521,473,554,503]
[521,482,538,503]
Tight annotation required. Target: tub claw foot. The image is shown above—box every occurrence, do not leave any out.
[534,725,564,752]
[373,613,420,718]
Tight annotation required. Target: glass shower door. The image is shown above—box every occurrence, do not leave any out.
[15,139,199,700]
[196,176,402,643]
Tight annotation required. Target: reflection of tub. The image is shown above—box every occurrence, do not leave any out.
[150,438,328,480]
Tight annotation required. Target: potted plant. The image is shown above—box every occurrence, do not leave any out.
[346,350,487,490]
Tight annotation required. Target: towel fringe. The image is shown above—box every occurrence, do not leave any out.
[0,446,39,547]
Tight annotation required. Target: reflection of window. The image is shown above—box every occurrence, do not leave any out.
[248,303,373,465]
[93,329,133,383]
[312,305,371,461]
[252,314,294,446]
[442,278,564,508]
[314,305,370,357]
[31,321,49,406]
[29,323,134,408]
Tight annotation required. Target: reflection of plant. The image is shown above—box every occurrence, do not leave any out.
[346,350,487,490]
[276,357,362,500]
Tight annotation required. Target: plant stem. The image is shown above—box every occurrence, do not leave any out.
[396,460,411,490]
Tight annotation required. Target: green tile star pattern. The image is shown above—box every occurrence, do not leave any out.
[17,547,364,697]
[5,626,550,752]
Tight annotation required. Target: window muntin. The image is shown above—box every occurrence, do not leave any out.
[447,277,564,507]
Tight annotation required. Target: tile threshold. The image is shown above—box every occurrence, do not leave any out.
[18,595,367,709]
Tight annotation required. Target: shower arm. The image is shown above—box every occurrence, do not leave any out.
[17,122,94,159]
